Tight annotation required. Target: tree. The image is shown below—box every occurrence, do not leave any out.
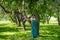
[0,0,31,31]
[50,0,60,25]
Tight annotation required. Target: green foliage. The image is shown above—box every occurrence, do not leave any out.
[0,0,60,23]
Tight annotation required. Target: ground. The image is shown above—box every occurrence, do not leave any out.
[0,20,60,40]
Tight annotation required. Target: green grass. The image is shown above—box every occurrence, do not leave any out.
[0,21,60,40]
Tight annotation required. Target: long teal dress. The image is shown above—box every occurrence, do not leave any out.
[31,18,38,38]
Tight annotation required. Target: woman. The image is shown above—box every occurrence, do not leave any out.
[31,14,38,38]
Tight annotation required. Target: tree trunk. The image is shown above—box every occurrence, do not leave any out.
[58,17,60,25]
[17,15,21,26]
[37,22,39,36]
[57,8,60,25]
[36,15,40,36]
[46,16,51,24]
[22,20,26,31]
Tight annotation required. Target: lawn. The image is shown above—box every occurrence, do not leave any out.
[0,21,60,40]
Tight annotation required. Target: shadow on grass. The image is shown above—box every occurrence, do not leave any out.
[0,35,10,39]
[0,27,20,32]
[25,24,60,40]
[0,23,60,40]
[6,32,59,40]
[0,23,23,32]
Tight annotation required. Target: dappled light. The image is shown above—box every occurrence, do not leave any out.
[0,20,60,40]
[0,0,60,40]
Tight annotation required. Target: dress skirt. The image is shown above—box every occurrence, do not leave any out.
[31,19,38,38]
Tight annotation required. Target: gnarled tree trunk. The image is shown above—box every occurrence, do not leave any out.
[0,3,31,31]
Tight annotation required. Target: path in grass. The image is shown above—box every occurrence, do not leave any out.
[0,21,60,40]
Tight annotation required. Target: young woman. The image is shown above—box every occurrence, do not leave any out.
[31,14,38,38]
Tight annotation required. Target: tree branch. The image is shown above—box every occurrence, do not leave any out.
[0,3,11,13]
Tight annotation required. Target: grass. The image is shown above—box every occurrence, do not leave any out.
[0,21,60,40]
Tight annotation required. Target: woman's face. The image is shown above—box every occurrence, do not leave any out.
[32,16,36,18]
